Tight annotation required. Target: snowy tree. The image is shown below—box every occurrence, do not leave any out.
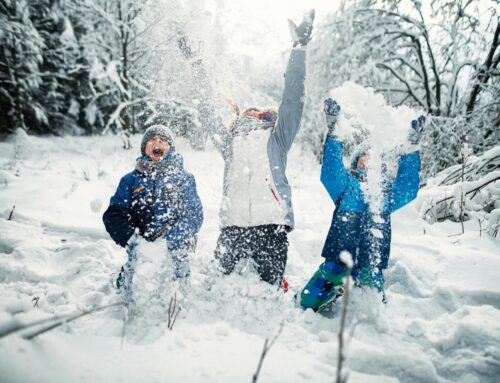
[301,0,499,179]
[0,0,284,144]
[128,0,283,149]
[0,0,96,136]
[78,0,205,147]
[0,0,44,135]
[70,0,146,147]
[30,0,92,135]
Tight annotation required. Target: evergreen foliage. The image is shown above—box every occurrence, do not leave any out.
[0,0,497,174]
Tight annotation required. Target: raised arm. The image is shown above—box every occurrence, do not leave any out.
[178,37,232,160]
[321,138,349,204]
[388,116,425,212]
[320,98,348,203]
[273,10,314,152]
[388,152,420,212]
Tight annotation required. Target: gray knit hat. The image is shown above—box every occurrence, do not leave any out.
[140,125,175,155]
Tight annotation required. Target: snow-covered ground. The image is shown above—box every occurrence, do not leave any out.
[0,130,499,383]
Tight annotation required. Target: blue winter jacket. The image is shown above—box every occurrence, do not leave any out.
[320,137,420,269]
[103,152,203,251]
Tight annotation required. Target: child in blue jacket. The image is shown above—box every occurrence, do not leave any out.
[301,99,424,310]
[103,125,203,293]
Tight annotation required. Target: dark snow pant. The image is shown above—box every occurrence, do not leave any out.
[214,224,289,285]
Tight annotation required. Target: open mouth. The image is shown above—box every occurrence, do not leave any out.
[152,148,164,156]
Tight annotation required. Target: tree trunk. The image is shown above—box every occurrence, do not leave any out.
[12,38,25,131]
[120,37,132,137]
[465,22,500,117]
[118,0,132,144]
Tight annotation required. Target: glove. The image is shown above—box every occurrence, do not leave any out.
[408,115,426,145]
[324,98,341,136]
[178,36,199,61]
[288,9,315,47]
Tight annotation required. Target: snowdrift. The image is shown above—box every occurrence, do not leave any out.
[0,121,499,382]
[420,145,500,238]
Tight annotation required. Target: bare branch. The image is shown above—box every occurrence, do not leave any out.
[7,205,15,220]
[167,292,181,330]
[414,3,442,111]
[336,259,353,383]
[252,323,284,383]
[381,55,423,79]
[466,22,500,116]
[423,176,500,218]
[376,63,426,108]
[14,302,125,340]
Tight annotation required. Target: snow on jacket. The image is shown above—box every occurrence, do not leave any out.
[320,137,420,269]
[191,48,306,229]
[102,152,203,250]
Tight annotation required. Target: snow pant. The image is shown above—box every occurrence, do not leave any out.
[300,209,389,309]
[116,237,196,293]
[321,210,391,270]
[214,224,289,285]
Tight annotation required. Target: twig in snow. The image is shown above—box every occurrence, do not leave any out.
[336,259,353,383]
[121,302,129,349]
[7,205,15,220]
[0,315,67,339]
[82,167,91,181]
[459,150,467,234]
[23,302,124,340]
[251,322,284,383]
[96,160,104,179]
[0,302,124,340]
[167,293,181,330]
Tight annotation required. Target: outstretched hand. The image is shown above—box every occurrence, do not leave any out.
[324,98,341,136]
[408,115,426,145]
[288,9,315,47]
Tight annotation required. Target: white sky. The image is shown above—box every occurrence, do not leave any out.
[204,0,340,57]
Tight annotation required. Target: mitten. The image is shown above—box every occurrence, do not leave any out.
[178,36,199,61]
[324,98,341,136]
[408,115,426,145]
[288,10,315,47]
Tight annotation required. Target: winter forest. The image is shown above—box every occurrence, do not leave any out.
[0,0,499,382]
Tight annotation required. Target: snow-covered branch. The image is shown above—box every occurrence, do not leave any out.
[376,63,426,108]
[466,21,500,117]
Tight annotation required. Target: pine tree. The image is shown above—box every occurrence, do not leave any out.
[0,0,45,135]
